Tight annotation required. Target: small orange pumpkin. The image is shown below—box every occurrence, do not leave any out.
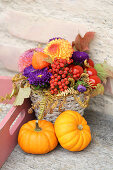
[18,120,58,154]
[54,110,91,151]
[32,52,49,69]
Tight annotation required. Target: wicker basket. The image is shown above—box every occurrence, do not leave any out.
[30,90,87,123]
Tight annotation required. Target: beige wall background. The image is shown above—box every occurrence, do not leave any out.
[0,0,113,115]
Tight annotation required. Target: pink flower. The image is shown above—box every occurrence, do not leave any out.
[18,48,43,72]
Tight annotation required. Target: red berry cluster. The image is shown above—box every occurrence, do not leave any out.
[49,58,73,94]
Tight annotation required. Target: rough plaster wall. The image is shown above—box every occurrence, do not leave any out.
[0,0,113,115]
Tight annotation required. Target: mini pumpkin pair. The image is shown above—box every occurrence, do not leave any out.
[18,110,91,154]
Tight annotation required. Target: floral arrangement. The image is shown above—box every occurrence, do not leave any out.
[1,32,113,120]
[1,32,113,154]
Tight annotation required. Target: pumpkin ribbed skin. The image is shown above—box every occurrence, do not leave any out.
[54,110,91,151]
[32,52,49,69]
[18,120,58,154]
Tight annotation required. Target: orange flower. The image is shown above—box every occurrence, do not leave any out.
[44,39,74,61]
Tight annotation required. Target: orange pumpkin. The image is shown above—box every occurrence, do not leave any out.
[18,120,58,154]
[54,110,91,151]
[32,52,49,69]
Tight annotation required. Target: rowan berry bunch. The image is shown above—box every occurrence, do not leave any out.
[49,58,73,94]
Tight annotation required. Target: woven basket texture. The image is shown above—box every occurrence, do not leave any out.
[30,91,85,123]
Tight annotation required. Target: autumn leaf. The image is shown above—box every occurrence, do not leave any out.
[72,32,95,52]
[13,87,31,106]
[94,61,113,84]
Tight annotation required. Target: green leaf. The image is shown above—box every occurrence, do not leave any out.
[91,83,104,97]
[94,61,113,84]
[10,89,16,98]
[10,86,19,98]
[74,80,89,90]
[13,87,31,106]
[42,55,52,64]
[33,85,40,90]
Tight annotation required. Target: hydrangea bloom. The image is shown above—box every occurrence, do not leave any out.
[18,48,43,72]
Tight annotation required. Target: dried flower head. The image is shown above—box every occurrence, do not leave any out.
[44,38,74,61]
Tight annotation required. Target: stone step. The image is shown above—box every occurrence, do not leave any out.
[1,110,113,170]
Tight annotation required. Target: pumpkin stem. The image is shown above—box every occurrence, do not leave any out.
[35,120,42,132]
[78,124,83,130]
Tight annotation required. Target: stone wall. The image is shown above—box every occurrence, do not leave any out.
[0,0,113,115]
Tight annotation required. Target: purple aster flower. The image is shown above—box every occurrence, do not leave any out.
[25,67,52,86]
[72,51,89,64]
[48,37,63,42]
[77,85,86,93]
[23,65,35,77]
